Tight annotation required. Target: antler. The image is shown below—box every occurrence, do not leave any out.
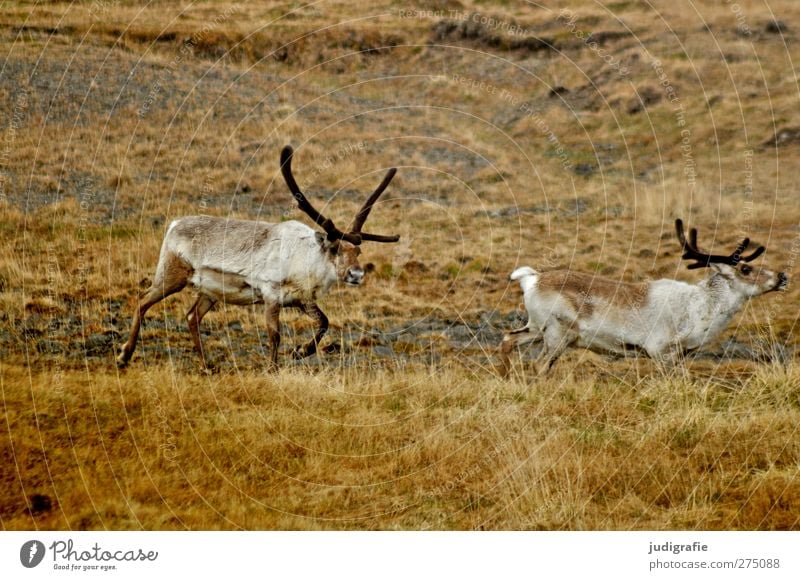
[675,219,765,269]
[280,145,400,245]
[349,168,400,243]
[280,146,362,244]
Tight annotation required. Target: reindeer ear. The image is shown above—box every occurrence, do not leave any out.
[315,232,339,253]
[709,263,734,277]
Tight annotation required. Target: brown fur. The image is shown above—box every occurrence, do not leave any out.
[537,271,650,315]
[171,216,276,253]
[735,262,780,292]
[334,243,362,279]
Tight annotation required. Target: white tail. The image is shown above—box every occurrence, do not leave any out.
[510,266,537,280]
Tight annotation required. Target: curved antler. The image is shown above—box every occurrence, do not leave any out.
[675,219,765,269]
[741,245,765,262]
[280,145,400,245]
[348,168,400,243]
[280,146,362,244]
[350,169,395,231]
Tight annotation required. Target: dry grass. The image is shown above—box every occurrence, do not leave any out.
[3,361,800,529]
[1,0,800,529]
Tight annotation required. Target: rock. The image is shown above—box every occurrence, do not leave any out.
[28,493,53,515]
[352,330,388,347]
[717,338,756,360]
[627,86,662,114]
[431,16,556,54]
[389,322,433,338]
[480,310,524,331]
[563,196,592,215]
[372,345,395,358]
[713,338,793,362]
[84,333,114,355]
[289,355,323,368]
[403,260,428,274]
[766,342,793,365]
[479,310,503,325]
[765,20,788,34]
[764,127,800,148]
[445,325,475,345]
[474,324,503,344]
[606,205,626,218]
[573,164,596,177]
[36,340,63,354]
[227,320,243,332]
[395,332,418,344]
[21,317,45,338]
[485,204,553,218]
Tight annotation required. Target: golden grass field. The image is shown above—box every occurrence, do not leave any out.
[2,0,800,529]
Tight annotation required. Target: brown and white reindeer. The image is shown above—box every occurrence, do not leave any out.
[117,145,400,370]
[499,219,788,376]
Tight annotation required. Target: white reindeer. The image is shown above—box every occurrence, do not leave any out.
[499,219,788,376]
[117,145,400,370]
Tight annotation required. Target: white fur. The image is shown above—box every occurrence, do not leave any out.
[164,216,337,306]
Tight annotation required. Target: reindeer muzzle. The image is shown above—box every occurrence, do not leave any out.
[776,272,789,291]
[345,268,365,286]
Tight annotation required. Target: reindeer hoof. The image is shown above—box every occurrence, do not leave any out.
[322,343,341,354]
[200,364,219,376]
[199,359,219,374]
[292,346,310,359]
[116,348,131,368]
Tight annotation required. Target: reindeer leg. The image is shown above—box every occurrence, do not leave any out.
[264,303,281,372]
[498,326,541,378]
[534,323,576,377]
[187,294,216,368]
[293,302,328,359]
[117,254,191,367]
[646,344,686,377]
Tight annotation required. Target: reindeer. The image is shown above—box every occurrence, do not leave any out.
[499,219,788,376]
[117,145,400,370]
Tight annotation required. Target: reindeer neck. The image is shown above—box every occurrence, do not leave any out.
[697,271,748,319]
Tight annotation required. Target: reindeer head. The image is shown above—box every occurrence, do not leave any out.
[676,219,788,296]
[280,145,399,286]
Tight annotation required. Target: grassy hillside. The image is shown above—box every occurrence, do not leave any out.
[1,0,799,529]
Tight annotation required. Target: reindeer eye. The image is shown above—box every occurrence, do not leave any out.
[740,265,752,275]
